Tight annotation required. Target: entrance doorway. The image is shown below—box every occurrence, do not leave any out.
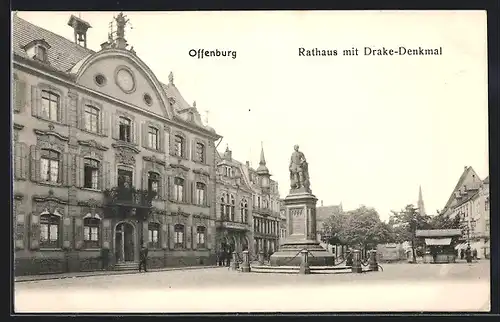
[115,222,135,262]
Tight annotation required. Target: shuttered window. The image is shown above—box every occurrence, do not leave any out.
[40,213,60,248]
[174,224,184,248]
[41,90,60,122]
[148,127,159,150]
[173,177,184,202]
[84,105,100,133]
[40,149,60,183]
[83,217,100,248]
[174,135,184,157]
[84,158,100,190]
[197,226,206,248]
[148,222,160,249]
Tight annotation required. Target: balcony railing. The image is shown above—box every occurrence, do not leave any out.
[103,186,156,219]
[253,207,270,216]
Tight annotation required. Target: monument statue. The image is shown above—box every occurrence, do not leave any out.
[289,145,310,191]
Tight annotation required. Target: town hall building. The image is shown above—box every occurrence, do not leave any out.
[12,13,222,275]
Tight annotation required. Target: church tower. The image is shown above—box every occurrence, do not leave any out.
[418,185,426,216]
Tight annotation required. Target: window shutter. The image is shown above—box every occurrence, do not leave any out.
[183,138,188,159]
[207,224,214,250]
[101,110,109,136]
[15,214,25,250]
[78,100,85,130]
[20,143,28,180]
[169,224,175,249]
[183,179,189,203]
[157,174,163,200]
[159,127,165,153]
[102,219,111,249]
[141,122,148,148]
[132,121,139,145]
[141,169,148,190]
[30,213,40,250]
[102,161,110,190]
[14,79,27,113]
[191,181,195,204]
[62,152,72,187]
[192,226,197,250]
[169,133,175,156]
[74,217,84,250]
[31,85,41,117]
[185,224,192,249]
[161,224,168,249]
[61,96,68,124]
[14,142,21,180]
[29,145,41,183]
[75,155,85,188]
[169,176,175,201]
[112,113,120,139]
[191,140,196,162]
[63,217,71,249]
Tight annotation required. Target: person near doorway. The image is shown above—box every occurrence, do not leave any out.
[139,244,149,272]
[472,248,478,260]
[460,249,465,260]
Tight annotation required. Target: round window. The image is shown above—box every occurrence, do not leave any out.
[94,74,106,86]
[144,93,153,106]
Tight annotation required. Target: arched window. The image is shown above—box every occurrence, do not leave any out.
[174,224,184,248]
[40,212,60,248]
[196,182,206,205]
[84,158,100,190]
[174,177,184,202]
[41,90,60,122]
[83,216,100,248]
[41,149,60,183]
[148,222,160,249]
[148,172,160,197]
[230,195,235,221]
[196,226,206,248]
[220,195,226,219]
[174,135,184,157]
[84,105,100,133]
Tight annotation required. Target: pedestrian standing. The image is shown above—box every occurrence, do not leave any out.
[460,249,464,260]
[139,244,149,272]
[472,248,478,260]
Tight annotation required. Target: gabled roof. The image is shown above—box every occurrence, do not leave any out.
[442,166,480,213]
[454,190,479,208]
[12,14,220,136]
[483,176,489,184]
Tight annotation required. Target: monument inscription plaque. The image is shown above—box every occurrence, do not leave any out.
[290,207,304,235]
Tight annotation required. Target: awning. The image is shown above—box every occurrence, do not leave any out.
[455,242,467,250]
[425,238,452,246]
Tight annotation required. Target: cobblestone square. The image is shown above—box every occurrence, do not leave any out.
[14,261,490,313]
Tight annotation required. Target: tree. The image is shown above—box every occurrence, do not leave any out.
[388,204,432,262]
[429,210,461,230]
[321,212,347,245]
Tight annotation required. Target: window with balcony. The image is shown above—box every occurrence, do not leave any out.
[117,169,133,188]
[40,213,60,248]
[84,158,100,190]
[196,226,206,248]
[174,224,184,248]
[41,90,60,122]
[83,217,100,248]
[148,126,159,150]
[148,222,160,249]
[195,142,205,163]
[195,182,206,205]
[174,135,184,157]
[84,105,100,133]
[173,177,184,202]
[40,149,60,184]
[119,117,132,142]
[148,172,160,196]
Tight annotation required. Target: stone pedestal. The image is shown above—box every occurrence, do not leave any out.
[270,191,335,266]
[299,249,310,274]
[351,249,363,273]
[368,250,378,271]
[241,250,251,272]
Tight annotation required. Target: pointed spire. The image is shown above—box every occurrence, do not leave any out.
[259,141,266,166]
[256,142,269,174]
[418,185,426,216]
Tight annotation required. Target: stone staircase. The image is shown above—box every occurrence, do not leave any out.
[114,261,139,271]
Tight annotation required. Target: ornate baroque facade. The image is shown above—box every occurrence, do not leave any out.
[215,146,281,258]
[12,14,221,275]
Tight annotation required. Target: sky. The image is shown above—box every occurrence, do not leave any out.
[15,11,489,221]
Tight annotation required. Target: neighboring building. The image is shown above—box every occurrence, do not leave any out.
[215,145,281,257]
[442,167,490,258]
[12,13,222,276]
[315,202,343,241]
[279,199,286,245]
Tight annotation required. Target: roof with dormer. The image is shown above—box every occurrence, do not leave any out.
[12,14,219,136]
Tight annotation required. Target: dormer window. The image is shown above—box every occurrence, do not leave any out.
[23,39,51,64]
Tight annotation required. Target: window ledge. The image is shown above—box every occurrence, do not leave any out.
[38,181,63,187]
[143,146,164,154]
[39,248,62,251]
[34,116,66,127]
[81,187,102,193]
[82,248,101,251]
[192,160,208,166]
[79,128,106,138]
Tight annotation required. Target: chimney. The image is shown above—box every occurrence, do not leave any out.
[68,15,92,48]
